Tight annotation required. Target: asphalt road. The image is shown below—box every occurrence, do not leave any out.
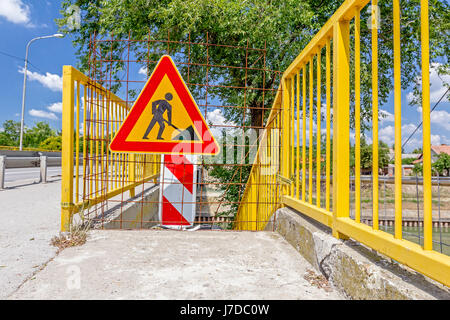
[4,167,62,182]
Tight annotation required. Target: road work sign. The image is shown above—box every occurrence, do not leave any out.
[159,154,197,227]
[109,55,219,155]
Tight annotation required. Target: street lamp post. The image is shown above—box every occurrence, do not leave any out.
[19,33,64,151]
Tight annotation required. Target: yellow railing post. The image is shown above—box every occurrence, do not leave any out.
[282,78,291,196]
[61,66,75,232]
[371,0,379,231]
[332,19,350,240]
[354,7,361,223]
[308,58,313,204]
[316,49,321,208]
[302,66,307,202]
[325,38,331,212]
[393,0,402,239]
[129,154,136,197]
[421,0,432,250]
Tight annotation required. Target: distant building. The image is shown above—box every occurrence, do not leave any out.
[387,164,414,176]
[388,148,421,161]
[412,144,450,164]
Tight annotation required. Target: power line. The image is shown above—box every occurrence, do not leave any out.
[0,50,43,72]
[401,86,450,151]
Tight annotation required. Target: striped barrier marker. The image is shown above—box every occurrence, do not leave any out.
[158,154,197,228]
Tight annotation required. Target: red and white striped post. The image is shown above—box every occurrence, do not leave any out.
[158,154,197,228]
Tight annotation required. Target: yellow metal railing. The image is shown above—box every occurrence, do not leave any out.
[61,66,160,231]
[235,0,450,287]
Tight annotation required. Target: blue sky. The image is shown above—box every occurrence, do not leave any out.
[0,0,448,152]
[0,0,77,131]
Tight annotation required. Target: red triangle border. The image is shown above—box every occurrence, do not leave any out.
[109,55,219,155]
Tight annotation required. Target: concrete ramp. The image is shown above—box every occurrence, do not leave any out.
[8,230,343,300]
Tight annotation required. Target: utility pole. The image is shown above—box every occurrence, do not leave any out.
[19,33,64,151]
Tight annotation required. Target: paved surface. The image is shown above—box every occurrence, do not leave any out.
[8,230,344,300]
[4,167,61,183]
[0,177,61,299]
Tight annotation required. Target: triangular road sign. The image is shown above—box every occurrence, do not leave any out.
[109,55,220,155]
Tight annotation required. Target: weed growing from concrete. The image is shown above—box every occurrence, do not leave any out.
[51,208,91,252]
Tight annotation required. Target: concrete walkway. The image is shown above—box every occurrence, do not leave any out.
[0,177,61,299]
[8,230,344,300]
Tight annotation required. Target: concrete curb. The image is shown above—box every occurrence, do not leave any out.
[90,185,160,229]
[265,207,450,300]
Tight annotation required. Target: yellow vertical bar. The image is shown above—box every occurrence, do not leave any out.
[283,78,290,195]
[89,88,94,198]
[105,95,110,193]
[107,101,111,186]
[326,38,331,212]
[316,49,322,208]
[393,0,403,239]
[75,81,80,203]
[251,170,256,230]
[421,0,432,250]
[100,94,105,197]
[296,71,300,199]
[61,66,75,232]
[309,57,313,204]
[114,102,118,189]
[95,90,99,197]
[82,85,87,200]
[372,0,379,231]
[302,66,307,201]
[290,76,295,197]
[120,106,124,188]
[332,20,350,240]
[355,8,361,223]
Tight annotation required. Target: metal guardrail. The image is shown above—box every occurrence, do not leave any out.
[0,155,60,189]
[1,156,61,168]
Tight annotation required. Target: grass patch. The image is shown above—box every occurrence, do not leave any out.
[51,220,91,252]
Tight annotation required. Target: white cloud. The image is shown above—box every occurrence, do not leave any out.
[46,102,62,113]
[431,134,441,146]
[430,64,450,103]
[407,63,449,103]
[401,123,418,136]
[378,123,422,147]
[206,108,237,138]
[138,66,147,76]
[430,110,450,129]
[19,68,62,92]
[406,91,415,103]
[379,109,394,123]
[416,106,450,129]
[29,109,57,120]
[0,0,31,25]
[379,125,395,146]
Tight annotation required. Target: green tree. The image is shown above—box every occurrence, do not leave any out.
[432,153,450,176]
[413,162,423,175]
[0,120,59,149]
[0,120,21,146]
[350,138,390,172]
[57,0,449,129]
[402,157,416,165]
[39,136,62,151]
[24,122,57,148]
